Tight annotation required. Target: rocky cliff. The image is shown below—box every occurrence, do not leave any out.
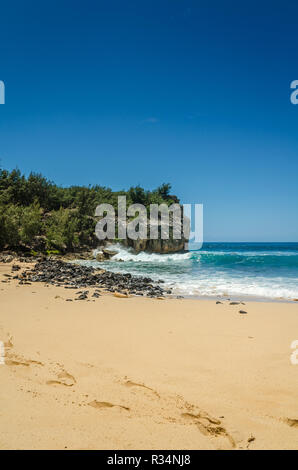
[97,207,189,256]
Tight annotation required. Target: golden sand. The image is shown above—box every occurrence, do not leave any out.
[1,262,298,449]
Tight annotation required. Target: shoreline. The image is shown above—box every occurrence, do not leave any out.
[2,254,298,303]
[75,259,298,304]
[2,247,298,304]
[177,293,298,304]
[1,261,298,449]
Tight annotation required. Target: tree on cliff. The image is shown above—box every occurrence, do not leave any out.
[0,168,179,253]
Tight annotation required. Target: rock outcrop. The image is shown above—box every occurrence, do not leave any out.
[20,259,172,298]
[122,237,187,254]
[115,207,189,254]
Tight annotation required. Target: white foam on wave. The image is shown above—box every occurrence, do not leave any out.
[103,244,192,263]
[191,250,298,257]
[90,245,298,301]
[166,277,298,300]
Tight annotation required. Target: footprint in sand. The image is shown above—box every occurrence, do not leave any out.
[88,400,130,411]
[5,352,43,367]
[5,357,31,367]
[4,336,13,349]
[122,377,236,449]
[1,333,43,367]
[181,411,236,448]
[284,418,298,428]
[124,380,160,398]
[46,370,76,387]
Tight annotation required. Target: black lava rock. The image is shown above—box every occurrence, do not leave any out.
[22,258,171,299]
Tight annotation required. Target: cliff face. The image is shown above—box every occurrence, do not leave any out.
[100,209,190,254]
[122,237,187,254]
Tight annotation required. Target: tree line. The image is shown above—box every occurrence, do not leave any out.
[0,168,178,253]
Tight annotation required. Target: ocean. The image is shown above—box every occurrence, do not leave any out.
[85,242,298,301]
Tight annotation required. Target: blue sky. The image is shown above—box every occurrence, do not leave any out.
[0,0,298,241]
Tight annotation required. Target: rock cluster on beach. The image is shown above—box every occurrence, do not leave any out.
[14,258,171,298]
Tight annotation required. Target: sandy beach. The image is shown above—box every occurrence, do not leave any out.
[1,262,298,450]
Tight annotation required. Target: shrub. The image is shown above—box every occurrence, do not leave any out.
[19,202,42,244]
[45,208,79,251]
[0,203,22,249]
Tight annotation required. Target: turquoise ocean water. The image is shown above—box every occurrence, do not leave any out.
[84,243,298,301]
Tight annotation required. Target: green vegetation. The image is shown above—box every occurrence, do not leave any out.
[0,168,179,252]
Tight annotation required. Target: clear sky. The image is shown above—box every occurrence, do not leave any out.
[0,0,297,241]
